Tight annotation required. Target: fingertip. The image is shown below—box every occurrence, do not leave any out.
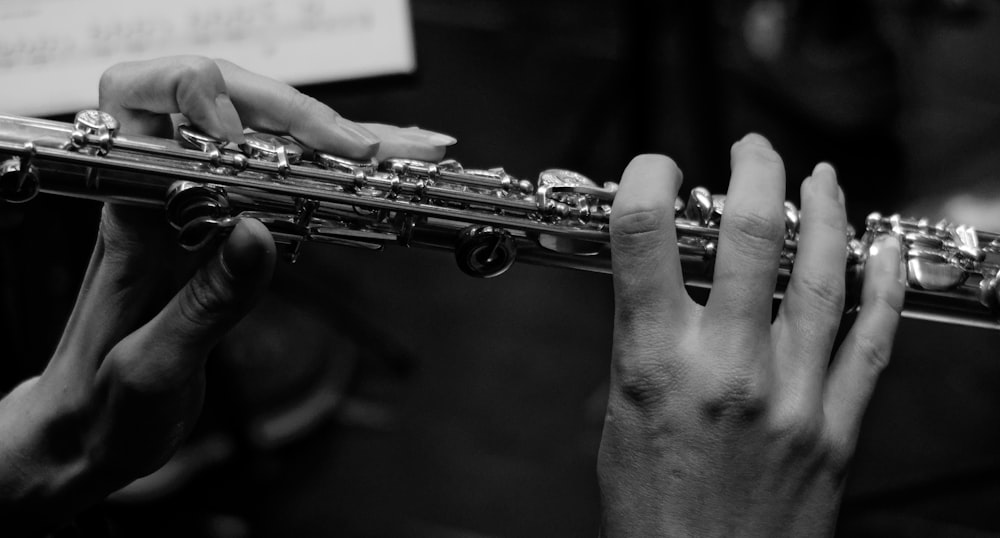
[613,154,684,226]
[221,218,276,282]
[868,235,901,269]
[610,153,691,324]
[423,145,448,162]
[823,236,904,444]
[733,132,773,151]
[362,123,454,161]
[621,153,683,186]
[804,161,839,199]
[729,133,783,173]
[355,140,381,159]
[865,235,905,310]
[812,161,836,177]
[612,154,684,237]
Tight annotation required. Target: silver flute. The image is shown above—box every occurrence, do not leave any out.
[2,110,1000,330]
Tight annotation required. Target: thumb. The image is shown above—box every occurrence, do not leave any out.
[141,218,275,364]
[85,218,273,484]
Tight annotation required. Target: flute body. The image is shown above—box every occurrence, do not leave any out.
[2,110,999,329]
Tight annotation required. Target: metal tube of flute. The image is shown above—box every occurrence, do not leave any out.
[1,110,999,329]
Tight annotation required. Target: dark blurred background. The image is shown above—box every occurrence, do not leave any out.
[3,0,1000,536]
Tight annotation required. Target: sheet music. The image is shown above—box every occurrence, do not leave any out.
[0,0,415,115]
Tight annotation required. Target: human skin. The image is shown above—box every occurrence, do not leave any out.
[0,56,453,536]
[599,141,905,537]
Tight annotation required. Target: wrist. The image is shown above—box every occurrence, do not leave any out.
[0,379,105,536]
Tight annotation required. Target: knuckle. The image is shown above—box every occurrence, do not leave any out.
[700,372,768,425]
[44,393,92,428]
[724,210,785,252]
[98,64,126,101]
[869,290,904,317]
[614,356,672,409]
[610,206,672,246]
[791,272,845,314]
[38,393,95,465]
[767,404,823,451]
[282,89,332,131]
[178,55,224,85]
[285,88,324,115]
[820,436,856,478]
[212,57,235,72]
[173,57,227,111]
[177,264,236,328]
[851,332,893,372]
[100,345,154,398]
[617,370,669,409]
[103,341,154,391]
[286,87,314,110]
[612,336,688,410]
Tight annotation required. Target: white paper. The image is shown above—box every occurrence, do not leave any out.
[0,0,416,116]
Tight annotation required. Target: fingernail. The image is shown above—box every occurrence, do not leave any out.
[336,117,380,146]
[810,162,838,198]
[837,185,845,205]
[869,235,901,280]
[397,126,458,145]
[407,128,458,146]
[215,94,245,144]
[738,132,771,148]
[222,218,273,279]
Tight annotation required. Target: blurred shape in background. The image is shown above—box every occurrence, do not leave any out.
[0,0,415,115]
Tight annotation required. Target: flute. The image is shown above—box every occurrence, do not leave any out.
[2,110,999,329]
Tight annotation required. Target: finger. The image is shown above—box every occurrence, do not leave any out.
[706,134,786,331]
[99,56,245,143]
[125,218,275,379]
[214,59,379,159]
[84,218,273,484]
[361,123,456,162]
[99,219,274,394]
[775,163,847,387]
[823,235,904,444]
[610,154,692,330]
[46,206,177,378]
[68,56,243,376]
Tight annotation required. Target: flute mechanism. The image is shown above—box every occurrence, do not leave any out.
[1,110,1000,329]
